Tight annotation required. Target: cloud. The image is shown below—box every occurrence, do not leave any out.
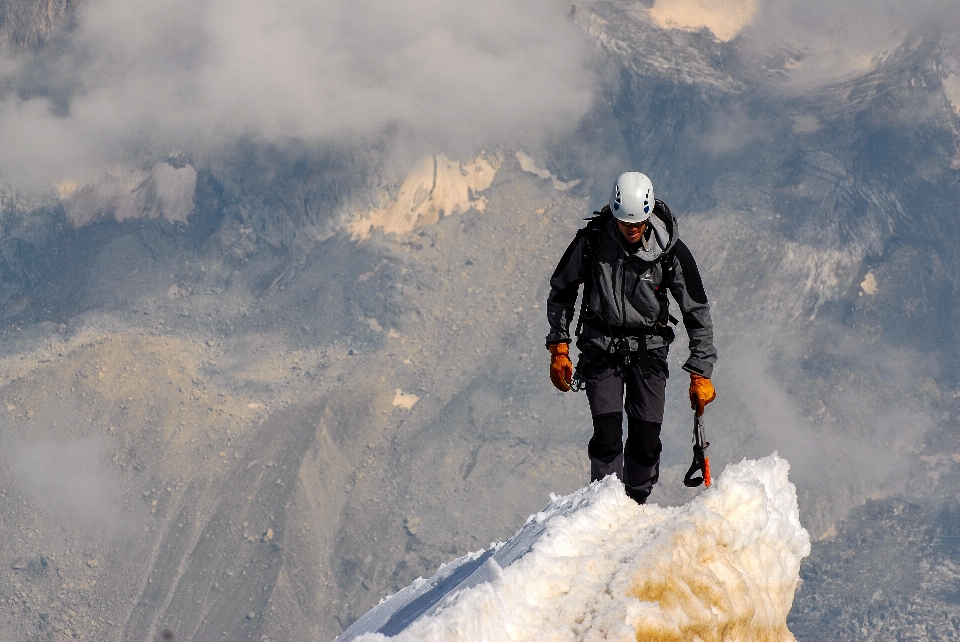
[645,0,959,88]
[4,0,955,191]
[702,335,929,536]
[12,436,123,535]
[746,0,960,87]
[0,0,595,189]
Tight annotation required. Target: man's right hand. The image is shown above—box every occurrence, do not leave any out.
[548,343,573,392]
[689,373,716,416]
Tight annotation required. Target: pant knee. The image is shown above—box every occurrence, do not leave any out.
[588,412,623,462]
[625,417,662,466]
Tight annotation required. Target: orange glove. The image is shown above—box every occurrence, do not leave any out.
[548,343,573,392]
[689,373,716,416]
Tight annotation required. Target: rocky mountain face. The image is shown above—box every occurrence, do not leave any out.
[0,0,71,48]
[0,1,959,640]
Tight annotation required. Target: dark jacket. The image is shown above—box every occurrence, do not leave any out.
[545,202,717,378]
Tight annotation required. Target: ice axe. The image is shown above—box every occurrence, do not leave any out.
[682,412,711,488]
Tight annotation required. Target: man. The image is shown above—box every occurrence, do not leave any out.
[545,172,717,504]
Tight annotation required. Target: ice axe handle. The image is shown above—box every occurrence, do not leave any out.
[683,414,711,488]
[698,414,711,487]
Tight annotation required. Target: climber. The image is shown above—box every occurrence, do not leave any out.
[545,172,717,504]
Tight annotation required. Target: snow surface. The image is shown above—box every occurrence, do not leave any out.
[336,454,810,642]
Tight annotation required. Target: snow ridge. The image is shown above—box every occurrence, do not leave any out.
[339,454,810,642]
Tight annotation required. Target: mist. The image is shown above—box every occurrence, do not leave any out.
[0,0,595,189]
[2,0,958,189]
[748,0,960,85]
[12,436,122,534]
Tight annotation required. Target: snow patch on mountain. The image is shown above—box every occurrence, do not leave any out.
[392,389,419,410]
[860,271,878,296]
[648,0,757,43]
[514,151,580,191]
[338,454,809,642]
[348,153,501,240]
[943,73,960,115]
[56,163,196,226]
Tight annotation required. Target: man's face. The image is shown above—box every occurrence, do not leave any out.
[616,219,647,244]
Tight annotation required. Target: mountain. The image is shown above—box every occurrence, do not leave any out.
[0,0,70,47]
[0,1,958,640]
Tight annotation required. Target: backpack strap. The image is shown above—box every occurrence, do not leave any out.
[654,248,679,327]
[574,207,611,337]
[652,200,679,327]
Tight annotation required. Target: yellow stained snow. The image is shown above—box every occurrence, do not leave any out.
[348,153,502,240]
[628,514,800,641]
[648,0,757,42]
[625,462,805,642]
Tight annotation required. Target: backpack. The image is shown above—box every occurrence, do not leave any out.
[573,200,678,338]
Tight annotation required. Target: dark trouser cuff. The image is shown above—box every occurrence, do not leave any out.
[590,453,623,483]
[623,453,660,505]
[622,416,661,504]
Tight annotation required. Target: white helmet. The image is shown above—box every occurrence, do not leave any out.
[609,172,655,223]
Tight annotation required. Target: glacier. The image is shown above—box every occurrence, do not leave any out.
[338,454,810,642]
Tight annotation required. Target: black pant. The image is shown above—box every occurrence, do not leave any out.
[583,346,668,504]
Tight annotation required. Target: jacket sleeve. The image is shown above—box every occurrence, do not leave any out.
[669,239,718,378]
[545,230,589,347]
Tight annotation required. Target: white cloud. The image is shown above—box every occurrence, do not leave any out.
[0,0,595,189]
[747,0,960,87]
[12,436,122,534]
